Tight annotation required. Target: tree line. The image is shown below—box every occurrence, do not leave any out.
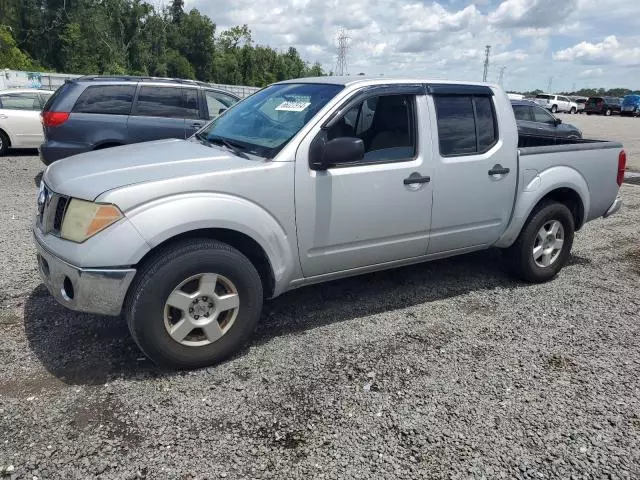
[0,0,327,86]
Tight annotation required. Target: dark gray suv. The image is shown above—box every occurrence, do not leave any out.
[40,76,240,165]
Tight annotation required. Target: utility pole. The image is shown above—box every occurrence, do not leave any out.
[498,66,506,87]
[482,45,491,82]
[571,82,576,94]
[547,76,553,93]
[335,29,351,76]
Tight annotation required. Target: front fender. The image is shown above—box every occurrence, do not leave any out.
[125,193,297,295]
[495,166,589,248]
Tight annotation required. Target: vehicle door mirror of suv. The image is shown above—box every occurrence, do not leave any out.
[554,117,562,126]
[218,107,227,115]
[309,135,365,171]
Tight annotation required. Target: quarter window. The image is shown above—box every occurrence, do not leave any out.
[134,86,199,119]
[434,95,498,156]
[327,94,416,164]
[73,85,136,115]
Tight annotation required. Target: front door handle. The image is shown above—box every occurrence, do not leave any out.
[488,165,510,176]
[404,174,431,185]
[190,122,206,129]
[0,114,8,119]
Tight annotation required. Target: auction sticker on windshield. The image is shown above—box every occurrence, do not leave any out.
[275,101,311,112]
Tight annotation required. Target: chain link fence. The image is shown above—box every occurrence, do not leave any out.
[2,70,260,98]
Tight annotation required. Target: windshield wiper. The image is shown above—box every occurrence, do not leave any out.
[208,135,250,160]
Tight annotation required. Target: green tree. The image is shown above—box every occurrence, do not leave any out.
[0,26,39,70]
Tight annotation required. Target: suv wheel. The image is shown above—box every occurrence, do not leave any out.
[504,201,575,283]
[125,239,264,369]
[551,105,558,113]
[570,107,577,114]
[0,130,9,156]
[605,108,612,116]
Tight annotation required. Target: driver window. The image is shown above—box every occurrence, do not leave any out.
[533,106,555,124]
[327,94,416,163]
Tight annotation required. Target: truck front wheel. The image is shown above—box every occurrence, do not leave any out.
[125,239,263,369]
[504,201,575,283]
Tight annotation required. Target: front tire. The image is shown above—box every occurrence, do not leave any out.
[605,108,612,116]
[504,201,575,283]
[125,239,263,369]
[551,105,558,113]
[570,107,577,114]
[0,131,9,156]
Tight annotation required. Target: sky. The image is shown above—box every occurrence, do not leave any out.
[184,0,640,92]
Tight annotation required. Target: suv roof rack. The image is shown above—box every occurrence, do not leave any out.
[76,75,212,88]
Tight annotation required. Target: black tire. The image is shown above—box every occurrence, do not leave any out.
[551,105,558,113]
[504,201,575,283]
[605,109,612,116]
[0,130,9,156]
[570,107,576,114]
[125,238,263,369]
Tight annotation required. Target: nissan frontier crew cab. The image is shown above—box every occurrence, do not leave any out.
[33,77,626,369]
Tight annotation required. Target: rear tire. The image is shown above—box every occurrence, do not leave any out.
[504,201,575,283]
[605,109,612,116]
[570,107,576,114]
[125,239,263,369]
[0,130,9,156]
[551,105,558,113]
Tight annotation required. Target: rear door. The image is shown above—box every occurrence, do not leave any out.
[427,87,517,253]
[128,85,199,143]
[0,92,44,147]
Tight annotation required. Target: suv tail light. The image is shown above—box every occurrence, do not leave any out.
[617,150,627,187]
[41,111,70,127]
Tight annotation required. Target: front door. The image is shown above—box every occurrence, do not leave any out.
[427,91,518,254]
[295,90,433,278]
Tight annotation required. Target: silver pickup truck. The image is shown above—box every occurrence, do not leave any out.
[33,77,626,369]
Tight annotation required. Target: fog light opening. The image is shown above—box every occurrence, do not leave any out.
[62,276,75,301]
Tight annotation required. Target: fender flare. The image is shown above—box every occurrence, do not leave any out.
[125,192,298,295]
[495,166,589,248]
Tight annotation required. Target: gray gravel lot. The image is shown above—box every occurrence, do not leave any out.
[1,153,640,479]
[557,113,640,171]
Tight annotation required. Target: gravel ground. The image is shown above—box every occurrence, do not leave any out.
[556,113,640,171]
[1,153,640,479]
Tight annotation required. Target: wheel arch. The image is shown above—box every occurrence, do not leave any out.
[496,166,588,248]
[0,127,13,147]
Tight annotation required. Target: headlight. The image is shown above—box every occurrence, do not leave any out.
[60,199,123,243]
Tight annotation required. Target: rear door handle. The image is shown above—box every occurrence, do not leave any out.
[488,165,510,176]
[404,175,431,185]
[0,114,7,119]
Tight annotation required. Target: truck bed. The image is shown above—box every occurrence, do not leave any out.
[518,134,611,148]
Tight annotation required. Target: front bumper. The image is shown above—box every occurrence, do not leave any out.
[604,196,622,218]
[34,234,136,316]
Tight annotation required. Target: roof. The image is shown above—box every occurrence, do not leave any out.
[277,76,499,89]
[510,99,538,106]
[74,75,213,88]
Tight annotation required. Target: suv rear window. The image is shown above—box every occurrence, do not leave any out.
[434,95,498,156]
[43,83,72,112]
[73,85,136,115]
[535,94,553,100]
[133,86,199,119]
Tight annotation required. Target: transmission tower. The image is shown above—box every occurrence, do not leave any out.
[498,66,506,87]
[335,29,351,76]
[547,76,553,93]
[482,45,491,82]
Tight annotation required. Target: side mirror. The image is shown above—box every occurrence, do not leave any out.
[310,136,365,171]
[218,107,227,115]
[554,118,562,126]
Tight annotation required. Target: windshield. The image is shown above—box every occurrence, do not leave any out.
[197,83,344,158]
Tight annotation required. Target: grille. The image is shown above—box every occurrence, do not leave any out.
[53,196,69,231]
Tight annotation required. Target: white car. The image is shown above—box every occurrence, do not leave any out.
[0,89,53,156]
[533,94,578,114]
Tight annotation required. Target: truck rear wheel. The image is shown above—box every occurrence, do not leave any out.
[504,201,575,283]
[125,239,263,369]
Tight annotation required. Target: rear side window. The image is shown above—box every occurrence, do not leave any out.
[0,93,42,111]
[512,105,531,121]
[134,86,199,119]
[73,85,136,115]
[434,95,498,156]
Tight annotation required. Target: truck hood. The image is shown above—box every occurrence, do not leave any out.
[44,139,260,200]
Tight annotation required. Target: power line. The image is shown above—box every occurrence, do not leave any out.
[498,66,506,87]
[335,29,350,76]
[482,45,491,82]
